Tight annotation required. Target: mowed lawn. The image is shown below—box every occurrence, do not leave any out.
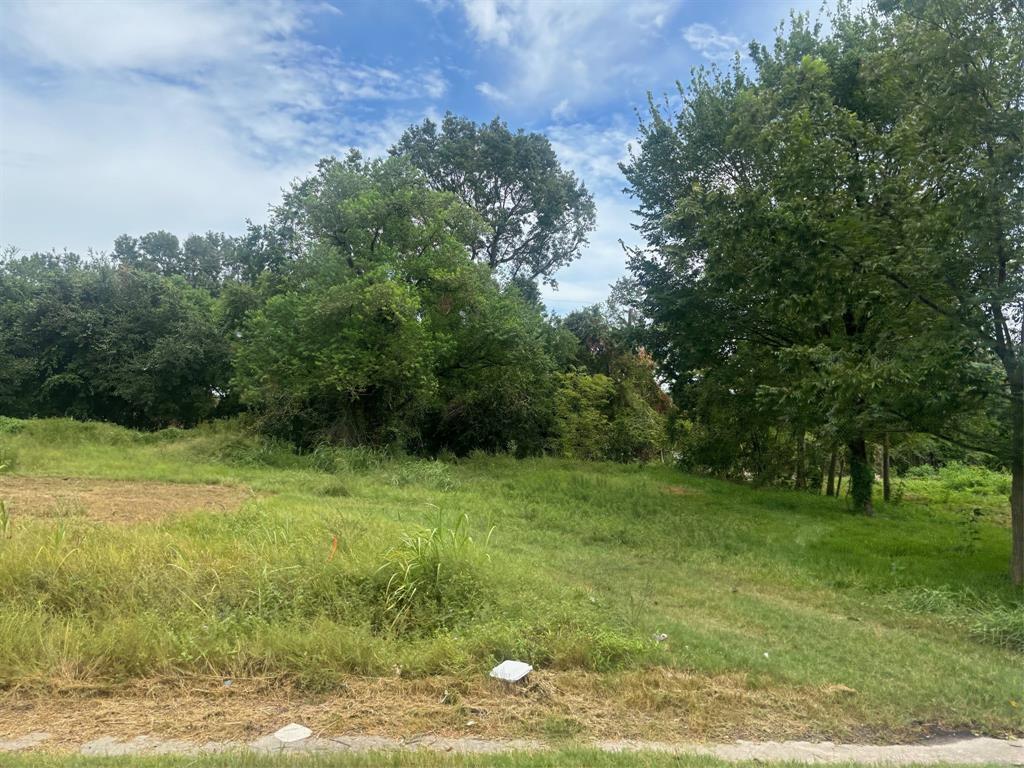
[0,418,1020,743]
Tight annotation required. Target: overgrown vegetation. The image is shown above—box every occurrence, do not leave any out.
[0,419,1019,737]
[2,0,1021,581]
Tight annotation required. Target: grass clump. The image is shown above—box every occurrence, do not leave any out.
[389,460,459,491]
[968,605,1024,651]
[375,514,490,634]
[894,586,1024,651]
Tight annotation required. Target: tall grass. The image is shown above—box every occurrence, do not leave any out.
[0,418,1019,735]
[375,513,490,633]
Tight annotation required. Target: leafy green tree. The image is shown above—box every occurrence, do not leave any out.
[0,252,229,428]
[859,0,1024,582]
[233,156,559,452]
[390,114,596,284]
[553,372,616,460]
[554,305,669,462]
[624,18,919,512]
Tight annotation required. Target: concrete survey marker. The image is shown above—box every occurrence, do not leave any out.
[489,660,533,683]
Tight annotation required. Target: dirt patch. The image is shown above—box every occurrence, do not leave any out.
[0,476,254,523]
[0,670,940,750]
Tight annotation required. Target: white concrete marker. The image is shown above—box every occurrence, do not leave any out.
[273,723,312,743]
[489,660,532,682]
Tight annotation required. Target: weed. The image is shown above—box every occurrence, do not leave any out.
[953,508,985,555]
[389,461,459,492]
[375,514,489,634]
[319,482,351,498]
[968,605,1024,651]
[0,445,16,472]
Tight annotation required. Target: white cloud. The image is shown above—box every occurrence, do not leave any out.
[475,81,510,102]
[546,121,635,186]
[540,120,641,312]
[459,0,680,111]
[550,99,574,122]
[683,22,743,61]
[0,1,445,253]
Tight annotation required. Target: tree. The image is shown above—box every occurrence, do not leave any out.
[0,252,229,428]
[861,0,1024,582]
[623,18,919,512]
[390,114,596,284]
[554,304,670,462]
[233,156,560,452]
[625,0,1023,577]
[113,230,244,292]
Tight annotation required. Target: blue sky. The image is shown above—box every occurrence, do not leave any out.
[0,0,832,312]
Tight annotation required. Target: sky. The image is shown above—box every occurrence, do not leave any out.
[0,0,833,312]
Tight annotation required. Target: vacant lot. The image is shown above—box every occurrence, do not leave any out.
[0,418,1020,748]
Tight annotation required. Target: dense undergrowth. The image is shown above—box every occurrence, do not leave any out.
[0,418,1020,735]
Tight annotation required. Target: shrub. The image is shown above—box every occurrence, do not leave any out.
[937,461,1011,496]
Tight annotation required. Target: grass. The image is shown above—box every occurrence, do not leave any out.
[0,417,1020,742]
[0,752,1010,768]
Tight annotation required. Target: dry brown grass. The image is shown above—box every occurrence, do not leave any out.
[0,476,253,523]
[0,670,921,750]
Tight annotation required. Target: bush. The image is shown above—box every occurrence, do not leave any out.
[937,461,1011,496]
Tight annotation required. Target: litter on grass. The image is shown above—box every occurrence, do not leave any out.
[273,723,312,743]
[489,660,532,683]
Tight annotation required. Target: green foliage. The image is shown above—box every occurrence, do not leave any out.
[232,156,560,453]
[391,114,596,284]
[0,253,230,429]
[552,305,669,463]
[553,372,615,460]
[937,462,1012,497]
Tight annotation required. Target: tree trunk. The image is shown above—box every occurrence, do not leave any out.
[882,433,891,503]
[826,450,837,497]
[836,454,845,497]
[795,431,806,490]
[847,437,874,516]
[1011,377,1023,587]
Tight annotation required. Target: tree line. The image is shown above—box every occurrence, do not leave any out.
[0,117,667,462]
[0,0,1020,583]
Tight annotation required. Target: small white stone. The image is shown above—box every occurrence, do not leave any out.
[489,659,532,682]
[273,723,313,743]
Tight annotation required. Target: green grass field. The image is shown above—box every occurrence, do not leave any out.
[0,417,1020,745]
